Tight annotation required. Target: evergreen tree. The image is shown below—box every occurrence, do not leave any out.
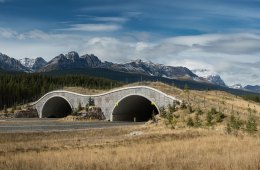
[0,72,120,110]
[194,113,201,127]
[246,114,257,134]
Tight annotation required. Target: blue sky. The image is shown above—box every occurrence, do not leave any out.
[0,0,260,85]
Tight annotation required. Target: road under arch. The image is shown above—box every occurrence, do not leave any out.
[42,96,72,118]
[112,95,159,122]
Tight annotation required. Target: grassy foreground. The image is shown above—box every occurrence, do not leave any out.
[0,124,259,170]
[0,82,259,169]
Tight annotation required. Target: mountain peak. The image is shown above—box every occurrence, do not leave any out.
[230,84,244,89]
[132,59,142,63]
[65,51,79,61]
[19,57,47,71]
[244,85,260,93]
[192,69,226,86]
[0,53,28,72]
[81,54,102,67]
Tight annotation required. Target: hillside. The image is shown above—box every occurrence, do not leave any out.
[64,81,260,116]
[64,81,260,132]
[44,68,258,96]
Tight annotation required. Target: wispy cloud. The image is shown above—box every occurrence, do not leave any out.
[93,17,128,23]
[0,28,17,38]
[63,24,122,32]
[1,27,260,85]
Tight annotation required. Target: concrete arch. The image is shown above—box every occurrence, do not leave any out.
[41,96,73,118]
[111,94,160,122]
[32,86,181,120]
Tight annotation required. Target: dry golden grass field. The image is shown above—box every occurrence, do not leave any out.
[0,124,259,170]
[0,82,260,170]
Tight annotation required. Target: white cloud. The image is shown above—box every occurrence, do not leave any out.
[0,28,17,38]
[93,17,128,23]
[63,24,121,32]
[0,28,260,86]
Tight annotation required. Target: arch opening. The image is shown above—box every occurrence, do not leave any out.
[112,95,159,122]
[42,96,72,118]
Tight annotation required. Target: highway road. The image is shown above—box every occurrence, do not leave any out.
[0,118,144,133]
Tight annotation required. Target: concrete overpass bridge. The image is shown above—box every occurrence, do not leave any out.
[32,86,180,122]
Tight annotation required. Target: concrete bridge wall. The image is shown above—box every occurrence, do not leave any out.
[32,86,180,121]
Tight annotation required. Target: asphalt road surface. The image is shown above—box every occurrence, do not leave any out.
[0,118,144,133]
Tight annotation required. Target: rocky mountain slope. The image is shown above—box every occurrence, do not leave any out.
[0,51,259,93]
[244,85,260,93]
[39,51,200,81]
[192,69,226,86]
[0,53,28,72]
[39,52,101,72]
[20,57,47,71]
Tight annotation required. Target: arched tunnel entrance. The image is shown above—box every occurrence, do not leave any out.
[112,95,159,122]
[42,96,72,118]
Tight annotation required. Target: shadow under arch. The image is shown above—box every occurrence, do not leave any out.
[42,96,73,118]
[112,94,160,122]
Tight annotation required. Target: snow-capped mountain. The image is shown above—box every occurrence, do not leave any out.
[0,53,28,72]
[101,59,199,79]
[19,58,35,69]
[20,57,47,71]
[206,75,226,86]
[244,85,260,93]
[39,51,102,72]
[229,84,260,93]
[1,51,259,92]
[192,69,226,86]
[230,84,244,89]
[39,51,199,80]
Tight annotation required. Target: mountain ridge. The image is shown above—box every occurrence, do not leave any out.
[0,51,259,93]
[0,53,29,72]
[19,57,47,71]
[38,51,203,83]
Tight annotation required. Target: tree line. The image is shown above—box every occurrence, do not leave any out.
[242,94,260,103]
[0,73,121,110]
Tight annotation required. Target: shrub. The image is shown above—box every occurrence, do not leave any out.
[166,115,177,129]
[187,117,194,127]
[197,108,203,115]
[225,113,243,134]
[206,111,214,126]
[226,122,232,134]
[246,114,257,134]
[187,105,194,114]
[161,105,178,128]
[194,113,201,127]
[210,107,217,115]
[180,102,187,109]
[216,112,225,123]
[174,114,180,119]
[230,114,242,130]
[159,106,167,118]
